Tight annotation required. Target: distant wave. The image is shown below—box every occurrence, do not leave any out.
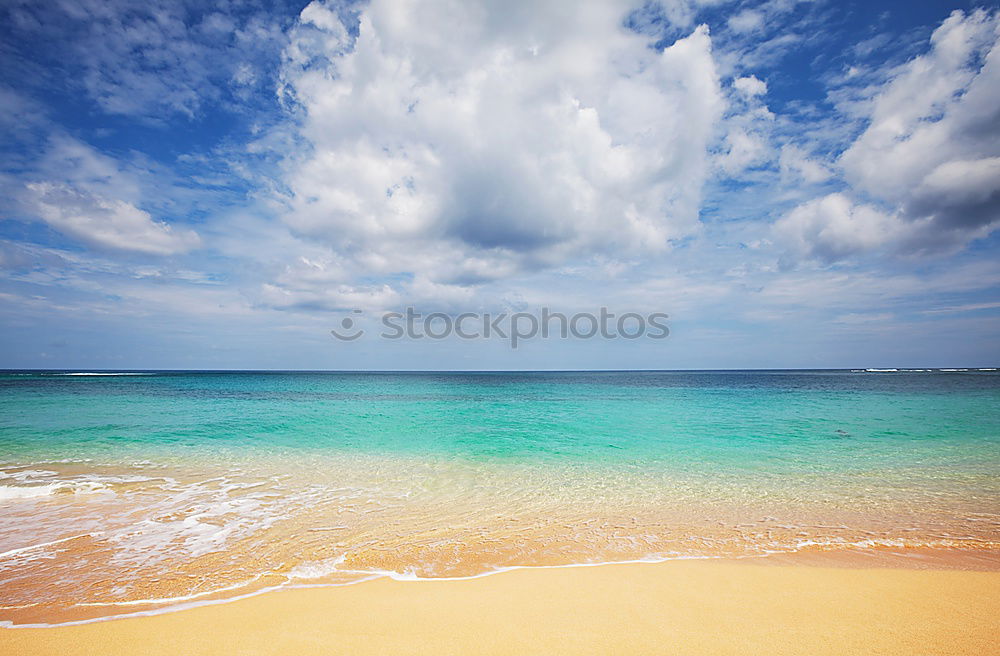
[857,368,993,373]
[55,372,152,376]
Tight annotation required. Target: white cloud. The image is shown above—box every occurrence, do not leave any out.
[712,0,822,77]
[831,312,893,324]
[778,144,831,184]
[733,74,767,96]
[32,136,143,203]
[716,75,774,176]
[840,10,999,203]
[772,193,902,262]
[24,182,201,255]
[905,156,1000,231]
[273,0,724,296]
[780,9,1000,262]
[7,135,204,256]
[921,301,1000,315]
[717,127,769,174]
[727,10,763,34]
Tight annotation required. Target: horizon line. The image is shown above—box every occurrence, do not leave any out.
[2,367,997,374]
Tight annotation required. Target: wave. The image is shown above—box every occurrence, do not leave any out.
[0,471,162,500]
[0,534,98,561]
[55,373,152,377]
[0,482,109,500]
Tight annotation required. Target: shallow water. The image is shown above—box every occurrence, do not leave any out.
[1,370,998,624]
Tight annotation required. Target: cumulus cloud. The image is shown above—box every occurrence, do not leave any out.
[778,144,831,184]
[24,182,201,255]
[273,0,724,298]
[780,9,1000,262]
[840,10,1000,202]
[904,157,1000,231]
[733,74,767,97]
[717,127,770,175]
[716,74,774,176]
[773,193,902,262]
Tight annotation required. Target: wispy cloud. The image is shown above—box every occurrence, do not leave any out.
[921,301,1000,315]
[24,182,201,255]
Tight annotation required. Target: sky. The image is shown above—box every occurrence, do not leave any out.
[0,0,998,370]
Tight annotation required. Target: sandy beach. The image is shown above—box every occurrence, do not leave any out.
[3,559,997,655]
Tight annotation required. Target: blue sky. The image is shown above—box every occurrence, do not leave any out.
[1,0,998,370]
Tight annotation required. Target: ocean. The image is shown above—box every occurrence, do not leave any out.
[1,369,997,624]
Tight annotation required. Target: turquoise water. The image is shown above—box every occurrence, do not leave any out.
[0,369,998,624]
[3,370,998,470]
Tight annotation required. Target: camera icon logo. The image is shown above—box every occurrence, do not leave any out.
[330,309,364,341]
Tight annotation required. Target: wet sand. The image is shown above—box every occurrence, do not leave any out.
[2,559,997,655]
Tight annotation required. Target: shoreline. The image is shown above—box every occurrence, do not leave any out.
[2,558,997,655]
[3,546,997,628]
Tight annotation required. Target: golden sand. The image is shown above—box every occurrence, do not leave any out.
[2,560,997,655]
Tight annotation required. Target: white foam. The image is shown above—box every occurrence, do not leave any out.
[0,533,99,561]
[0,584,293,629]
[76,575,270,607]
[308,526,349,532]
[288,555,347,580]
[0,477,122,500]
[0,484,71,499]
[0,470,58,481]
